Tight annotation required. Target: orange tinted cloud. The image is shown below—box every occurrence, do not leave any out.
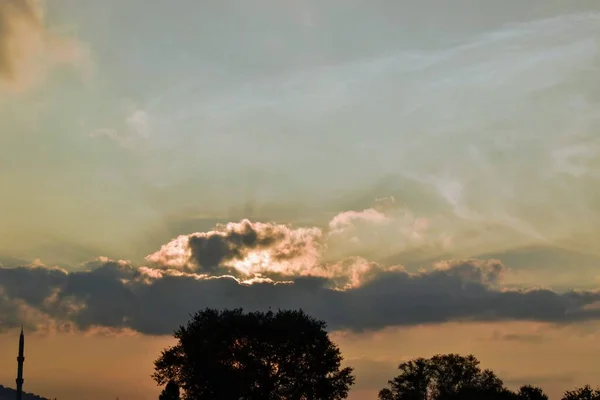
[145,219,324,278]
[145,204,444,286]
[0,0,90,92]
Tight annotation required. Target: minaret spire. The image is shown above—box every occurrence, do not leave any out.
[16,327,24,400]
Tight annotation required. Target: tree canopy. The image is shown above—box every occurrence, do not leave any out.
[158,381,180,400]
[377,354,553,400]
[561,385,600,400]
[377,351,600,400]
[518,385,549,400]
[152,308,600,400]
[152,308,354,400]
[378,354,509,400]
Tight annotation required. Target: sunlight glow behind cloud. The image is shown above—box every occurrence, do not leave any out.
[1,2,600,400]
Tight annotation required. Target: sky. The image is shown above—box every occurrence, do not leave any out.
[0,0,600,399]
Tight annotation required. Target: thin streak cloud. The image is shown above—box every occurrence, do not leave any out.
[89,13,599,257]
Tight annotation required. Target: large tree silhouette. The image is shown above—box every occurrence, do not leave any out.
[152,308,354,400]
[378,354,512,400]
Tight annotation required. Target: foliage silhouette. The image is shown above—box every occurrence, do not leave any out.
[517,385,549,400]
[378,354,555,400]
[158,381,180,400]
[378,354,509,400]
[561,385,600,400]
[152,308,354,400]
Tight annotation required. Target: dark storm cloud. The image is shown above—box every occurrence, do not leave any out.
[2,258,600,335]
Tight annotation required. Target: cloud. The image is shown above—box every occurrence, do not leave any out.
[143,204,446,288]
[504,373,576,388]
[145,219,324,278]
[493,332,545,343]
[323,199,453,264]
[2,203,600,336]
[90,109,153,148]
[328,208,390,234]
[3,256,600,336]
[0,0,90,92]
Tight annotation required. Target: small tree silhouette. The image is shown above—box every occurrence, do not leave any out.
[562,385,600,400]
[517,385,549,400]
[152,308,354,400]
[378,354,511,400]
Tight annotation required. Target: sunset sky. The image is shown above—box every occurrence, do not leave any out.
[1,1,600,399]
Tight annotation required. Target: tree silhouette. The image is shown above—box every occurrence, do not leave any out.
[378,354,511,400]
[158,381,180,400]
[152,308,355,400]
[517,385,548,400]
[562,385,600,400]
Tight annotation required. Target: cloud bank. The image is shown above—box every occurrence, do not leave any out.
[2,256,600,336]
[0,0,90,92]
[2,206,600,336]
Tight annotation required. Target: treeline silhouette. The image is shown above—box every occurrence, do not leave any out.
[154,308,600,400]
[0,384,47,400]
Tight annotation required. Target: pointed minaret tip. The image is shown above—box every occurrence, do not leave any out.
[20,325,23,334]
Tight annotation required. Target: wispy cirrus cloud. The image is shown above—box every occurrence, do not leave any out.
[84,11,600,262]
[90,108,152,148]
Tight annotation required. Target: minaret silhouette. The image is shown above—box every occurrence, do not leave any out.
[16,326,24,400]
